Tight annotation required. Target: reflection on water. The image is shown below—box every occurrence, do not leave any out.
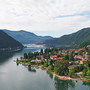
[16,62,19,66]
[47,71,53,79]
[83,81,90,87]
[46,70,90,90]
[20,65,37,73]
[28,66,36,72]
[0,51,15,64]
[54,77,75,90]
[46,71,75,90]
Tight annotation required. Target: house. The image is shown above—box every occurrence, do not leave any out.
[56,57,63,60]
[50,55,57,60]
[36,54,43,60]
[74,49,78,53]
[78,48,85,52]
[31,60,41,64]
[87,45,90,48]
[50,55,62,60]
[62,50,68,53]
[85,55,90,60]
[49,52,51,54]
[74,60,87,64]
[74,60,80,64]
[85,52,88,55]
[74,55,85,60]
[80,60,87,64]
[69,49,75,52]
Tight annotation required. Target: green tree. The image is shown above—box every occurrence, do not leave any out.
[28,62,31,66]
[69,66,75,77]
[44,63,48,67]
[78,50,83,56]
[40,49,43,54]
[54,60,69,76]
[86,60,90,67]
[20,57,23,60]
[45,48,49,54]
[79,64,84,71]
[24,53,28,59]
[48,65,54,71]
[41,60,44,65]
[28,52,33,59]
[50,60,53,65]
[85,46,88,51]
[83,69,87,76]
[34,52,39,57]
[69,52,74,61]
[16,58,19,62]
[63,54,69,60]
[87,69,90,76]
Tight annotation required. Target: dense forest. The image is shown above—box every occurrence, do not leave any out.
[43,28,90,48]
[0,30,24,50]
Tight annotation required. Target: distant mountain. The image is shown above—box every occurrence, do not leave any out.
[3,29,53,44]
[0,30,24,51]
[43,27,90,48]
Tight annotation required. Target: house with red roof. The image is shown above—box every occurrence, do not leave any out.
[50,55,57,60]
[80,60,87,64]
[85,55,90,60]
[74,60,87,64]
[50,55,62,60]
[74,55,85,60]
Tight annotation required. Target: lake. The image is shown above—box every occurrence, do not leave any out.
[0,44,90,90]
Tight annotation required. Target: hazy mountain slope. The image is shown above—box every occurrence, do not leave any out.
[3,30,53,44]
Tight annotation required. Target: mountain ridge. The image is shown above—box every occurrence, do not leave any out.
[43,27,90,48]
[2,29,53,44]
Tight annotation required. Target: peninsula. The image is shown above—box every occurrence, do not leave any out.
[16,45,90,82]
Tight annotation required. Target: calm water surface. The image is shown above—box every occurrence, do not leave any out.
[0,45,90,90]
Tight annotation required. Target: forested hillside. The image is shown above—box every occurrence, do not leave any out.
[0,30,23,50]
[43,28,90,48]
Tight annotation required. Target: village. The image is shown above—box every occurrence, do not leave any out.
[16,45,90,81]
[30,46,90,66]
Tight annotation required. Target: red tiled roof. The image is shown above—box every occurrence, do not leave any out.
[56,57,62,60]
[75,55,84,58]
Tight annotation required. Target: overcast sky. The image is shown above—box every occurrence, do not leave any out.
[0,0,90,37]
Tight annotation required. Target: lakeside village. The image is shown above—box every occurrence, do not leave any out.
[16,45,90,81]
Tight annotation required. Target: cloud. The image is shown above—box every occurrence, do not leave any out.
[0,0,90,37]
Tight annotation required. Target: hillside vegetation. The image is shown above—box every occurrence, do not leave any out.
[0,30,23,50]
[43,28,90,48]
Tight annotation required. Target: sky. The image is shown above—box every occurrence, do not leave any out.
[0,0,90,37]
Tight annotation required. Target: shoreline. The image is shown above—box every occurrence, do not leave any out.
[15,61,90,82]
[31,65,90,82]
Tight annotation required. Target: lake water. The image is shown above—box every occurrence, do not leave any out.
[0,45,90,90]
